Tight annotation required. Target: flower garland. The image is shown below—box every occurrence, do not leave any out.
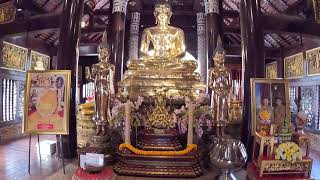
[259,110,271,136]
[275,142,302,163]
[119,143,197,156]
[110,96,144,129]
[259,110,271,124]
[174,93,212,137]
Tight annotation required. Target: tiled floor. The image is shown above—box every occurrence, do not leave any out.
[0,135,319,180]
[0,135,77,180]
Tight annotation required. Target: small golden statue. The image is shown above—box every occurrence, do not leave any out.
[86,31,115,136]
[208,37,232,136]
[118,2,205,99]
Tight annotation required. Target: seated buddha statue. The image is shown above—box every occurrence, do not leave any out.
[118,3,205,99]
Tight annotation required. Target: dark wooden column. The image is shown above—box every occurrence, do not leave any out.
[240,0,265,153]
[205,0,223,69]
[110,0,128,86]
[277,47,284,78]
[56,0,84,158]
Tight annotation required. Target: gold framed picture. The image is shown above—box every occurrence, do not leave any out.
[0,1,16,24]
[266,61,278,79]
[30,51,50,70]
[284,53,304,79]
[1,41,28,71]
[23,70,71,134]
[306,47,320,76]
[250,78,290,134]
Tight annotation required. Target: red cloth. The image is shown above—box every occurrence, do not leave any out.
[72,167,114,180]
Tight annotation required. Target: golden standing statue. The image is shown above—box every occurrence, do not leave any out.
[118,3,205,99]
[86,31,115,135]
[208,37,232,136]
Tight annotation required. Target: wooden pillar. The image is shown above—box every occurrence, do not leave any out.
[56,0,84,158]
[240,0,265,152]
[128,0,142,60]
[277,47,284,78]
[204,0,222,68]
[196,12,207,82]
[110,0,128,85]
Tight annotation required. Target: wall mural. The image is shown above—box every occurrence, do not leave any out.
[30,51,50,70]
[306,47,320,76]
[0,0,16,24]
[284,53,304,79]
[266,61,278,79]
[2,41,28,71]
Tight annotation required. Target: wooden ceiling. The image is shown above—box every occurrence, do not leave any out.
[21,0,310,49]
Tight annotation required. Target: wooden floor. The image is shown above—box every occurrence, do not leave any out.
[0,135,319,180]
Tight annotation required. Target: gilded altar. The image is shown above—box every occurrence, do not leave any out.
[117,3,205,99]
[252,126,313,178]
[113,3,204,178]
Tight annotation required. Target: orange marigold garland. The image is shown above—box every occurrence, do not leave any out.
[119,143,197,156]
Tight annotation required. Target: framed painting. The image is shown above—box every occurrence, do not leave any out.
[0,1,16,24]
[30,50,50,70]
[284,53,304,79]
[1,41,28,71]
[306,47,320,76]
[250,78,290,135]
[23,70,71,134]
[266,61,278,79]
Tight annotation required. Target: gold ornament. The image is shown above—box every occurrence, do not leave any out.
[147,90,175,129]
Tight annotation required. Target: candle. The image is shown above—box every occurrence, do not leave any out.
[124,101,131,144]
[187,105,194,145]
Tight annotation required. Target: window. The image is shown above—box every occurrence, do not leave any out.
[2,79,17,122]
[289,86,297,124]
[300,86,320,130]
[82,82,94,99]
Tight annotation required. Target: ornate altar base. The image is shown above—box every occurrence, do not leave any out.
[247,163,315,180]
[253,157,313,178]
[114,150,202,178]
[114,128,202,178]
[137,129,183,151]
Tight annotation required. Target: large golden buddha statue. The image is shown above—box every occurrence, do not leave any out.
[118,3,205,99]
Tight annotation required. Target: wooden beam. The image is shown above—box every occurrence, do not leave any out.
[283,0,305,14]
[0,13,61,35]
[81,25,108,33]
[225,45,281,59]
[93,8,110,16]
[222,10,239,18]
[18,0,46,14]
[262,13,320,36]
